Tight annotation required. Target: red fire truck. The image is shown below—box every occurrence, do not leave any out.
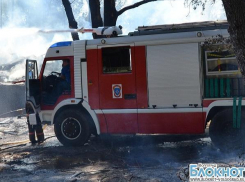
[26,21,245,150]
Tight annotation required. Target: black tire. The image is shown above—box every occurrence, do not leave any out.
[54,109,90,146]
[209,109,245,152]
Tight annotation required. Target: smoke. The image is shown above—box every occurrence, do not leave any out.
[0,27,72,81]
[0,0,90,81]
[0,0,226,81]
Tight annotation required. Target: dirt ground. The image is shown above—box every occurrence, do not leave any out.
[1,116,245,182]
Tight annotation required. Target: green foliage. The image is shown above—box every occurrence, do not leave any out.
[203,34,232,52]
[184,0,216,11]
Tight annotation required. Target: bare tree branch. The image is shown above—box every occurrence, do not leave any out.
[117,0,157,16]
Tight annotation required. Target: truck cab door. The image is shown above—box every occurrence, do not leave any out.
[26,59,40,108]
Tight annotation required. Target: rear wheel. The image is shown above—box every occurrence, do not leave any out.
[209,109,245,151]
[54,109,90,146]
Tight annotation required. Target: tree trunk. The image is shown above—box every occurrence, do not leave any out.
[103,0,157,27]
[104,0,118,26]
[62,0,79,41]
[222,0,245,76]
[89,0,103,39]
[61,0,156,39]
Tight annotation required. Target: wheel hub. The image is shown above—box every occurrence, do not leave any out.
[61,117,82,140]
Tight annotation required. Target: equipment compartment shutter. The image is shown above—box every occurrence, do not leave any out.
[74,40,86,98]
[147,43,201,108]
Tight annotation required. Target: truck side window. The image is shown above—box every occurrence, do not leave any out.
[102,46,132,74]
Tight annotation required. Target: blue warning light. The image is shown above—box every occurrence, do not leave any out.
[50,41,72,48]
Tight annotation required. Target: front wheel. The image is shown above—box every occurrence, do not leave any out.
[209,109,245,151]
[54,109,90,146]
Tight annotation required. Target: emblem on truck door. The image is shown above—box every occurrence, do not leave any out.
[112,84,122,98]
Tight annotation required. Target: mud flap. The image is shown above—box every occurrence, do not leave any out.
[237,96,242,128]
[233,97,237,128]
[233,96,242,129]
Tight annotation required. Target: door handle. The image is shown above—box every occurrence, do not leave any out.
[88,80,93,85]
[124,94,137,100]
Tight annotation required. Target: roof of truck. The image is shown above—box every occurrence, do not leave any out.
[85,20,229,49]
[129,20,228,36]
[47,20,230,52]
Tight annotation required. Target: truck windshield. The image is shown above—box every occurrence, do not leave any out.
[43,60,62,77]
